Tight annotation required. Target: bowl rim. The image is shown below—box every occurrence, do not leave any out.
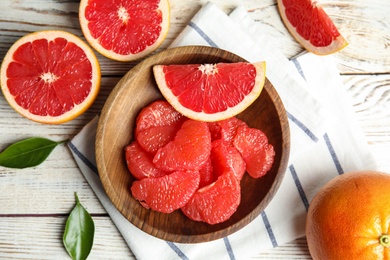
[95,45,290,243]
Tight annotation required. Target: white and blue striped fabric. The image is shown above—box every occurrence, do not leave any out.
[68,2,378,259]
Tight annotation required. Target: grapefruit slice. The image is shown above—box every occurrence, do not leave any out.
[131,170,200,213]
[277,0,348,55]
[79,0,170,61]
[0,30,100,124]
[153,62,266,122]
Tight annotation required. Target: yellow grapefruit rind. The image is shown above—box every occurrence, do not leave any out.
[0,30,101,124]
[153,62,266,122]
[79,0,170,62]
[277,0,348,55]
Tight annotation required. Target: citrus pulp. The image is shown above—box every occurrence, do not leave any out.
[0,30,100,124]
[79,0,170,61]
[153,62,266,122]
[277,0,348,55]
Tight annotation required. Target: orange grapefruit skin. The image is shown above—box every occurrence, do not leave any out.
[153,62,266,122]
[79,0,170,62]
[0,30,101,124]
[277,0,348,55]
[306,171,390,259]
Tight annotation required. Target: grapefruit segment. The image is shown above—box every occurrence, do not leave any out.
[233,126,275,178]
[125,141,167,179]
[277,0,348,55]
[218,117,248,146]
[153,119,212,172]
[79,0,170,61]
[198,157,215,188]
[181,171,241,224]
[131,170,200,213]
[135,100,186,154]
[0,30,100,124]
[211,139,246,180]
[153,62,266,122]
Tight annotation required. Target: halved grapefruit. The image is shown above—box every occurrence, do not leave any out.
[153,62,266,122]
[79,0,170,61]
[0,30,101,124]
[277,0,348,55]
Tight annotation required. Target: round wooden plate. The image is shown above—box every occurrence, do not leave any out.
[96,46,290,243]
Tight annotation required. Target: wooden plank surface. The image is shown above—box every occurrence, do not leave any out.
[0,0,389,259]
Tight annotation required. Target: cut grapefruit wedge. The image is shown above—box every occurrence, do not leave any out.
[153,62,266,122]
[79,0,170,62]
[277,0,348,55]
[0,30,101,124]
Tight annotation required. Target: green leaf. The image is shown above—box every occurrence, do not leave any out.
[0,137,65,169]
[63,193,95,260]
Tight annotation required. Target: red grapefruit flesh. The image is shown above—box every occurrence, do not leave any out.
[211,139,246,181]
[153,62,266,122]
[131,170,200,213]
[233,126,275,178]
[0,30,100,124]
[181,171,241,224]
[136,100,186,154]
[125,141,167,179]
[277,0,348,55]
[219,117,248,146]
[198,157,215,188]
[79,0,170,61]
[153,119,211,172]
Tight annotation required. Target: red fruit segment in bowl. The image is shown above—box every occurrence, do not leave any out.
[219,117,248,146]
[131,170,200,213]
[181,171,241,224]
[198,157,215,188]
[211,139,246,180]
[153,119,211,172]
[124,141,167,179]
[233,126,275,178]
[136,100,187,154]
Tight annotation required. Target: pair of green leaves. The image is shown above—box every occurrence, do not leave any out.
[0,138,95,259]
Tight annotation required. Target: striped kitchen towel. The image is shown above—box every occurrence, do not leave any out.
[68,2,377,259]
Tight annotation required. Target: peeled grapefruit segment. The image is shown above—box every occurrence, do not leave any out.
[233,126,275,178]
[218,117,248,146]
[211,139,246,181]
[135,100,187,154]
[153,62,266,122]
[125,141,167,179]
[277,0,348,55]
[0,30,100,124]
[79,0,170,61]
[131,170,200,213]
[153,119,212,172]
[181,171,241,225]
[198,157,215,188]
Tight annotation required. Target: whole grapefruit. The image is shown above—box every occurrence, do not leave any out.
[306,171,390,259]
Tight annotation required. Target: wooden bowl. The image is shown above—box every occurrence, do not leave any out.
[96,46,290,243]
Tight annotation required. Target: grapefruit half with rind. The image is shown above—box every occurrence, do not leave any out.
[153,62,266,122]
[277,0,348,55]
[0,30,100,124]
[79,0,170,61]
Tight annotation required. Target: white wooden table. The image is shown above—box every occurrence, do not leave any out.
[0,0,389,259]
